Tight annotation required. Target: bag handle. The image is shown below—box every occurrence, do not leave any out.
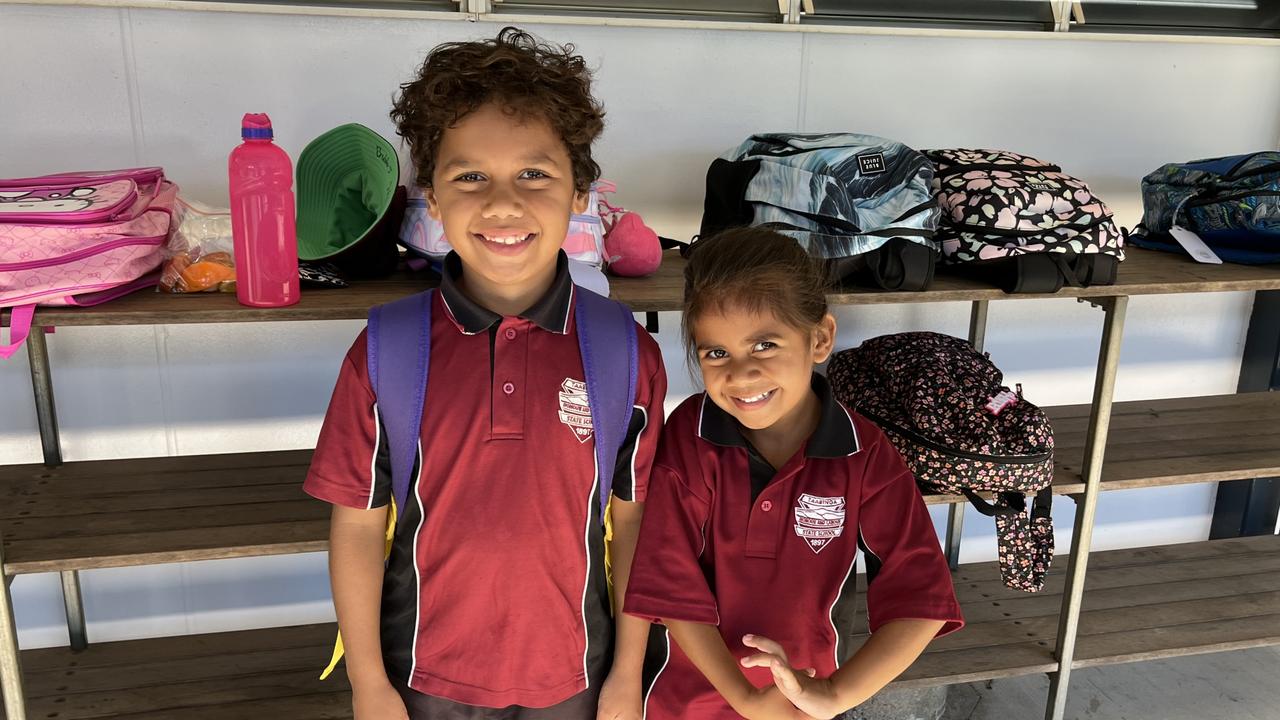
[961,488,1022,517]
[992,488,1055,593]
[0,306,36,360]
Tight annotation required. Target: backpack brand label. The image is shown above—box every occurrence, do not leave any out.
[857,152,887,176]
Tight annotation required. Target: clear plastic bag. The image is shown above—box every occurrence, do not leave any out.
[160,197,236,293]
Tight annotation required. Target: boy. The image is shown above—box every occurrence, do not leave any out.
[304,27,666,720]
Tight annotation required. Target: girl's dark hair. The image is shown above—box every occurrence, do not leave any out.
[390,26,605,192]
[682,227,831,353]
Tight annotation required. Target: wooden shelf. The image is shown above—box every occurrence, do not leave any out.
[2,393,1275,575]
[4,623,349,720]
[862,535,1280,689]
[6,536,1273,719]
[0,450,323,575]
[14,247,1280,328]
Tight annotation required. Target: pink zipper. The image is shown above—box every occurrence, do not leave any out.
[0,235,163,272]
[0,179,139,224]
[0,167,163,189]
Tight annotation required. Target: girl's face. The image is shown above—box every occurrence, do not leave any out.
[692,304,836,434]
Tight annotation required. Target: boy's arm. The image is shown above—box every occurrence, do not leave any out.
[666,620,810,720]
[597,499,648,719]
[741,620,944,718]
[329,505,402,705]
[598,335,668,719]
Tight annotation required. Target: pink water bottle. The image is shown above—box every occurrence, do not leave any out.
[229,113,299,307]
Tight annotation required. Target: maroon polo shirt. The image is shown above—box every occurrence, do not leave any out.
[305,252,667,709]
[624,375,962,720]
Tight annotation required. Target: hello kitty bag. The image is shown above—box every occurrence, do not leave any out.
[0,167,177,358]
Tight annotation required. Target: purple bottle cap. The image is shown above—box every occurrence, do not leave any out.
[242,113,274,140]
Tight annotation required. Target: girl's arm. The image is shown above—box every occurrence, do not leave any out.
[330,504,409,720]
[666,619,811,720]
[741,619,944,719]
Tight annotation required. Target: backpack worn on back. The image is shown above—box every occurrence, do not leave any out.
[925,149,1124,294]
[700,133,940,291]
[1,167,177,358]
[827,332,1055,593]
[319,284,640,679]
[1130,151,1280,264]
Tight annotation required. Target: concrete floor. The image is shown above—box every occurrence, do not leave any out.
[944,647,1280,720]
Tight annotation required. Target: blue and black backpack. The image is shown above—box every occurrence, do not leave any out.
[1131,151,1280,264]
[699,132,941,291]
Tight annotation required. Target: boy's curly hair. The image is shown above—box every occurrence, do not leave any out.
[391,26,605,193]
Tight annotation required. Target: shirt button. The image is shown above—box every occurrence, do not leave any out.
[504,328,517,340]
[502,382,515,395]
[761,500,773,512]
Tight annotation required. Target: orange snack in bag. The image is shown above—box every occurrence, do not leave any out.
[160,252,192,292]
[179,258,236,292]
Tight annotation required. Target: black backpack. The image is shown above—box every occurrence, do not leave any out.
[828,332,1055,592]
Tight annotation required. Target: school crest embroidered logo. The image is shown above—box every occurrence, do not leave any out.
[558,378,594,443]
[793,494,846,554]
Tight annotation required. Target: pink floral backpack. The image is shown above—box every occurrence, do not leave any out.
[0,167,177,358]
[925,149,1124,294]
[828,332,1056,593]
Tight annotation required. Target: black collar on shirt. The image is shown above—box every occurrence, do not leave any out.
[437,250,575,335]
[697,373,861,458]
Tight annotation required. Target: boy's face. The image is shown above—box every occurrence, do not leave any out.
[693,305,836,435]
[426,102,588,300]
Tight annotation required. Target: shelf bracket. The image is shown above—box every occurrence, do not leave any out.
[1076,296,1120,313]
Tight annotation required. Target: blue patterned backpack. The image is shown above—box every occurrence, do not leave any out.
[1131,151,1280,264]
[699,132,940,291]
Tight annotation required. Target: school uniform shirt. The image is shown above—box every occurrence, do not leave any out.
[304,252,667,709]
[624,374,963,720]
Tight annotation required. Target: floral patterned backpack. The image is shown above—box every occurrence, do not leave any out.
[925,149,1124,294]
[827,332,1055,592]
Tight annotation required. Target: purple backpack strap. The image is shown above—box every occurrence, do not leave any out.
[574,287,640,519]
[367,290,432,521]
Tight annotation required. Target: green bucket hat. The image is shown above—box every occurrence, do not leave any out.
[296,123,399,261]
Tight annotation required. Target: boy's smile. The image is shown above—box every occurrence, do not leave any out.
[426,102,588,314]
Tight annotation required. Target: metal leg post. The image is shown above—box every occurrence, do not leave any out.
[0,542,27,720]
[28,329,88,650]
[1044,296,1128,720]
[946,301,991,570]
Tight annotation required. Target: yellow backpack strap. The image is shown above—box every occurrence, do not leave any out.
[320,502,398,679]
[603,494,615,614]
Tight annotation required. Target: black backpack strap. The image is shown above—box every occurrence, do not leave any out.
[1072,253,1119,286]
[864,238,937,292]
[700,158,762,239]
[961,488,1022,517]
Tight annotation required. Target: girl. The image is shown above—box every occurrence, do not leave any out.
[624,227,963,720]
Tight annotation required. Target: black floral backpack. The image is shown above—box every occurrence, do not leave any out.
[827,332,1055,592]
[924,148,1125,294]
